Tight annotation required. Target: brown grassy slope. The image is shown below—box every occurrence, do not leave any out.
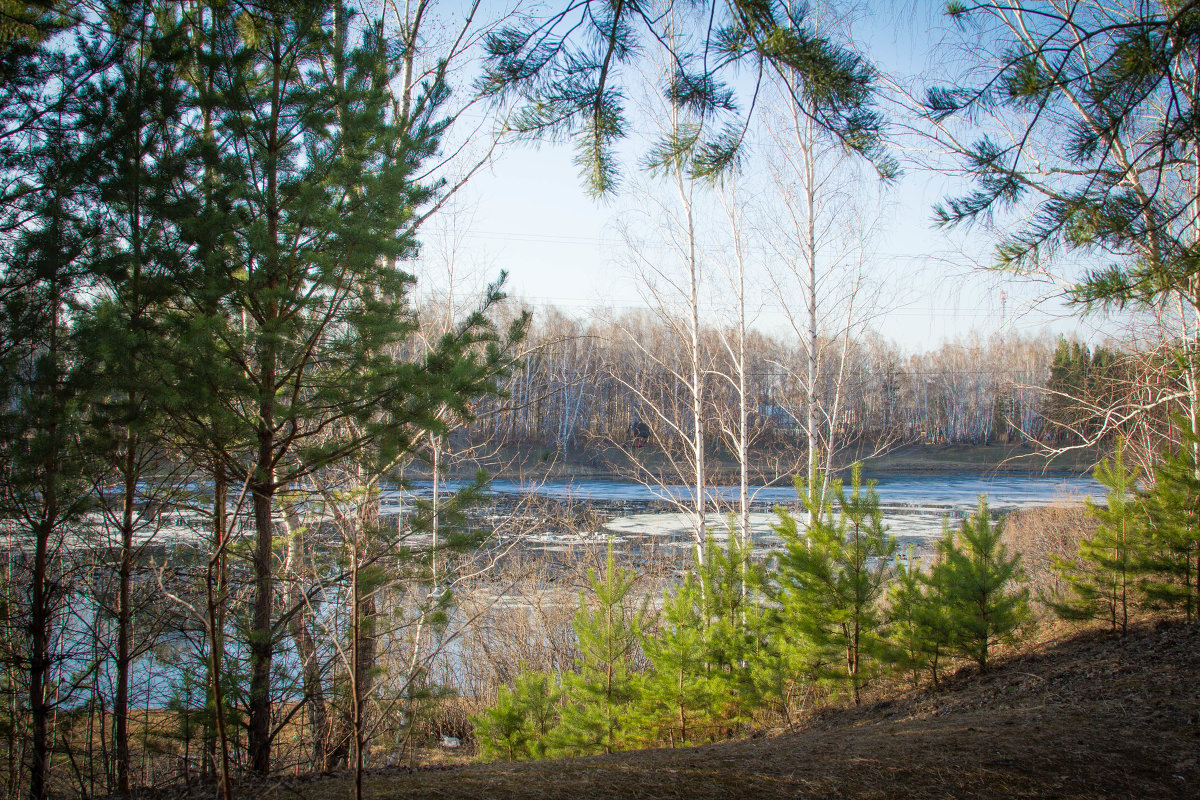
[243,620,1199,800]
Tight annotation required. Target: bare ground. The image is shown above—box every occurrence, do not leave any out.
[190,618,1199,800]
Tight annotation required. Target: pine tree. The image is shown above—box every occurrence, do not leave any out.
[474,670,560,762]
[762,468,837,708]
[741,595,807,723]
[547,545,646,756]
[160,1,522,773]
[633,576,719,747]
[0,120,94,800]
[71,8,194,789]
[1138,421,1200,622]
[476,1,894,197]
[695,530,765,725]
[884,548,953,688]
[771,463,897,705]
[1046,337,1080,443]
[0,7,188,794]
[929,498,1029,672]
[635,532,760,747]
[1051,440,1143,634]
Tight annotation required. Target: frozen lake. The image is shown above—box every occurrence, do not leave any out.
[470,473,1100,511]
[1,473,1100,556]
[450,473,1104,557]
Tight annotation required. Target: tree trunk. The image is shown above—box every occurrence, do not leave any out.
[804,111,819,525]
[27,276,64,800]
[248,478,275,775]
[350,536,363,800]
[28,514,52,800]
[349,482,379,800]
[281,504,329,770]
[207,467,233,800]
[114,433,137,794]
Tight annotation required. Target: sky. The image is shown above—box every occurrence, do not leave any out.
[412,1,1121,354]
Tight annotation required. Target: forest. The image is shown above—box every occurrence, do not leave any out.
[1,2,1199,800]
[479,314,1121,455]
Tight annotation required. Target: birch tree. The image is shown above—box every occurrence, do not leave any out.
[612,166,714,566]
[760,80,889,519]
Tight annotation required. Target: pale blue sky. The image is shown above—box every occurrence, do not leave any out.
[416,1,1117,352]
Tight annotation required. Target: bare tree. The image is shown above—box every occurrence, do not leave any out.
[759,64,891,512]
[609,171,713,567]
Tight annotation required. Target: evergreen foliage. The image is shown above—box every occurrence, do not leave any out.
[0,52,98,797]
[154,1,525,772]
[473,670,560,762]
[1044,337,1121,444]
[633,575,720,747]
[1138,422,1200,622]
[928,499,1029,672]
[931,7,1200,634]
[0,1,74,222]
[885,548,952,688]
[636,532,762,746]
[1,1,526,788]
[931,3,1200,315]
[70,14,197,786]
[547,545,646,756]
[470,468,1118,765]
[1051,440,1143,634]
[771,463,897,704]
[183,2,453,770]
[0,1,68,47]
[476,0,894,196]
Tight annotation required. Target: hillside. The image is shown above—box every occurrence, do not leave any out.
[217,619,1198,800]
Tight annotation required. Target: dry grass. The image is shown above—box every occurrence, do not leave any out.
[863,442,1101,475]
[138,617,1199,800]
[1003,503,1098,606]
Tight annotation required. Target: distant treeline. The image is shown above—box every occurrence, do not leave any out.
[471,307,1121,453]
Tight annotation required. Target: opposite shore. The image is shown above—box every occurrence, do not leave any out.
[432,441,1102,484]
